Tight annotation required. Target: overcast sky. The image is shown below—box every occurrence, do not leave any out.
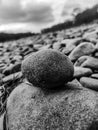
[0,0,98,33]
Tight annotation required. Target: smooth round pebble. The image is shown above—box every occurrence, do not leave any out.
[21,49,74,89]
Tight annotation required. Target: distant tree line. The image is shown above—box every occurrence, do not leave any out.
[41,20,74,33]
[0,32,38,42]
[41,4,98,33]
[75,4,98,25]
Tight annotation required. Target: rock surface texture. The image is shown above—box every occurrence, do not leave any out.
[6,82,98,130]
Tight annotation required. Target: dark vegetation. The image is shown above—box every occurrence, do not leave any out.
[41,4,98,33]
[0,32,38,42]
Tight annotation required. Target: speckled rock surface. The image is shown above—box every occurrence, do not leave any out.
[21,49,74,88]
[6,82,98,130]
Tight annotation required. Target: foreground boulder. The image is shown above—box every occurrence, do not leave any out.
[21,49,74,89]
[6,81,98,130]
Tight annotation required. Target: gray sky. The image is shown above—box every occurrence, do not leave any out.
[0,0,98,33]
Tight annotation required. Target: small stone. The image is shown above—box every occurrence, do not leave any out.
[53,42,66,51]
[34,39,44,45]
[83,31,98,43]
[67,79,83,89]
[95,42,98,51]
[74,56,98,70]
[0,63,5,68]
[74,67,93,78]
[34,44,43,50]
[74,56,89,66]
[68,42,95,61]
[80,77,98,91]
[26,41,34,48]
[94,70,98,73]
[53,38,81,54]
[3,62,21,76]
[21,47,34,56]
[94,52,98,58]
[2,72,22,84]
[12,55,22,61]
[0,89,3,97]
[0,65,7,73]
[10,55,23,64]
[22,49,74,88]
[0,73,3,84]
[91,73,98,79]
[0,113,5,130]
[62,38,81,54]
[81,56,98,70]
[39,44,52,51]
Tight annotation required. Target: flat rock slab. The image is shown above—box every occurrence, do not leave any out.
[74,66,93,78]
[80,77,98,91]
[6,81,98,130]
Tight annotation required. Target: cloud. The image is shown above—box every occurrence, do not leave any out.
[62,0,98,19]
[61,0,81,21]
[1,0,98,33]
[0,0,67,32]
[0,23,42,33]
[0,0,25,23]
[0,0,54,24]
[22,1,54,23]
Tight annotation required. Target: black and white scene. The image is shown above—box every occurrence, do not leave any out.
[0,0,98,129]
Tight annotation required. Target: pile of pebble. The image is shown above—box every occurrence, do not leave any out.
[0,21,98,114]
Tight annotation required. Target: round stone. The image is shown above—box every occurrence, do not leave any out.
[21,49,74,89]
